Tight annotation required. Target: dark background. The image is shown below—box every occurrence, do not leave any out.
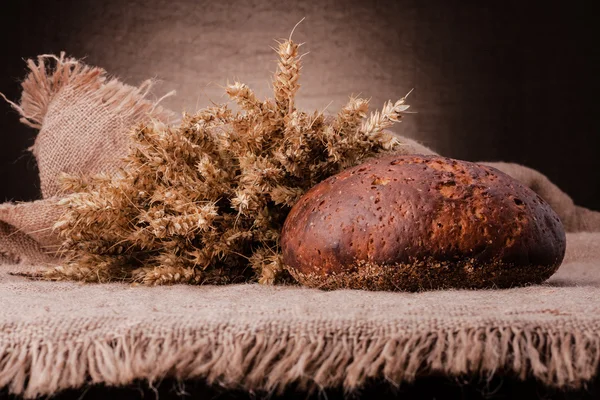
[2,375,599,400]
[0,0,598,208]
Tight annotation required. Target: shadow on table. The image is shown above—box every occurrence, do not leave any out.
[2,374,598,400]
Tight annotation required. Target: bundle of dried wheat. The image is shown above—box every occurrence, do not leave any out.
[48,32,410,285]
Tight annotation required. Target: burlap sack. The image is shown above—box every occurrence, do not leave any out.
[0,54,174,264]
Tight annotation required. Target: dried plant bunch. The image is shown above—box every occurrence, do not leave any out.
[49,32,411,286]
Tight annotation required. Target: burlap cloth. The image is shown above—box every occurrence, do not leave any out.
[1,55,600,397]
[1,233,599,398]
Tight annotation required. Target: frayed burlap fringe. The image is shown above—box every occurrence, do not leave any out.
[0,52,174,132]
[0,323,598,398]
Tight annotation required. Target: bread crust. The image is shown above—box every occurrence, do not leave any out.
[281,155,566,291]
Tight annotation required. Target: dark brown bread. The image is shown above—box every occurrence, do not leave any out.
[281,155,566,291]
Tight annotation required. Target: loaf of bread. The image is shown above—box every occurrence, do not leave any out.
[281,155,566,291]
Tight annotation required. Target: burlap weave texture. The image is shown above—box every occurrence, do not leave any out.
[1,233,600,398]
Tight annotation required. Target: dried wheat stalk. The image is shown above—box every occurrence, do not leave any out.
[49,32,411,285]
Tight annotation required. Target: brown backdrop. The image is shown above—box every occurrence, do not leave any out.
[1,0,598,209]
